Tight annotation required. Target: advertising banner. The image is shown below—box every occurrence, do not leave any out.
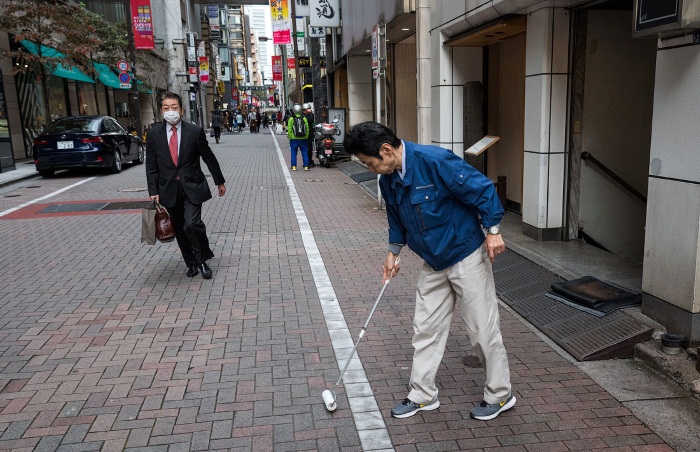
[131,0,154,49]
[287,57,296,69]
[270,0,292,45]
[309,0,339,27]
[198,56,209,83]
[271,56,283,81]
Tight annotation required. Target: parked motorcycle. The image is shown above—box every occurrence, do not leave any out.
[314,119,341,168]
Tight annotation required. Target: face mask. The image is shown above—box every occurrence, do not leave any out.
[163,111,181,125]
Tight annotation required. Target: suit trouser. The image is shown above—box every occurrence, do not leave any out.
[167,181,214,267]
[407,244,511,405]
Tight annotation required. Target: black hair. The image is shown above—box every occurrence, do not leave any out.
[344,121,401,158]
[160,92,182,109]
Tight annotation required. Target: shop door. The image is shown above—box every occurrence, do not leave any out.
[568,3,656,262]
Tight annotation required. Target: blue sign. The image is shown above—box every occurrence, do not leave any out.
[118,72,131,83]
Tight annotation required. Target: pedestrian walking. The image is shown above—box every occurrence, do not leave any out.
[146,92,227,280]
[235,111,244,133]
[210,108,222,143]
[286,104,310,171]
[302,103,316,167]
[343,121,514,420]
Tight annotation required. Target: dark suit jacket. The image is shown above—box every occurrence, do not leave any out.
[146,120,225,208]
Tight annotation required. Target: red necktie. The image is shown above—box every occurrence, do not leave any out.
[169,126,178,166]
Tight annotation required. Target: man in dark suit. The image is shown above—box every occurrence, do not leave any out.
[146,92,226,279]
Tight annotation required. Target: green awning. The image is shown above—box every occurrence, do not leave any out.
[20,40,95,84]
[93,62,124,89]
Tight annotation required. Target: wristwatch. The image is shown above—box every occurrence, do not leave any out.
[485,224,501,235]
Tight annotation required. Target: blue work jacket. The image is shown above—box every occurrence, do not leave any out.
[380,141,504,271]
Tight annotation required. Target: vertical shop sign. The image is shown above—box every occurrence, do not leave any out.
[294,0,310,16]
[270,0,292,44]
[287,57,296,69]
[271,55,283,81]
[207,6,220,31]
[309,0,339,27]
[199,56,210,83]
[131,0,154,49]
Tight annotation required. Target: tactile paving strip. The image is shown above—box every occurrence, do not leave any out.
[494,249,652,361]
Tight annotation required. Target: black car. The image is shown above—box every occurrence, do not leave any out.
[33,115,144,177]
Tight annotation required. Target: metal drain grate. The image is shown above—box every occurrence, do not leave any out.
[40,202,108,213]
[349,172,377,183]
[494,249,652,361]
[101,201,152,210]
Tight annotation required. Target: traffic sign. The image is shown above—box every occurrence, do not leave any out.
[117,60,129,72]
[120,83,132,89]
[118,72,131,83]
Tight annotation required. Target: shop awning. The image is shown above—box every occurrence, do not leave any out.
[93,62,124,89]
[19,40,95,84]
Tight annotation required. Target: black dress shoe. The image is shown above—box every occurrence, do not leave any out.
[199,262,213,279]
[186,265,199,277]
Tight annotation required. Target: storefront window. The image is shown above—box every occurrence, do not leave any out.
[47,77,69,122]
[76,83,98,115]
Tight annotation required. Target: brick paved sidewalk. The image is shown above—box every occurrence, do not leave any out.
[0,130,672,451]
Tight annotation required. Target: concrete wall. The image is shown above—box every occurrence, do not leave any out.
[393,39,417,143]
[487,33,526,210]
[340,0,401,55]
[643,44,700,316]
[578,10,655,262]
[346,56,372,127]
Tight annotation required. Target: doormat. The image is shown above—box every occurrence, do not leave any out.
[546,276,642,317]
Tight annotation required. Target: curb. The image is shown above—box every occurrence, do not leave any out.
[634,339,700,397]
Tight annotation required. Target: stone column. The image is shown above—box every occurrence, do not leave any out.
[522,8,570,241]
[642,44,700,345]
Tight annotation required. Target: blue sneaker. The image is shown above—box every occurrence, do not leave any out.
[391,398,440,418]
[469,395,516,420]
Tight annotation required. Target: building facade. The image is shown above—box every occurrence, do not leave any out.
[326,0,700,344]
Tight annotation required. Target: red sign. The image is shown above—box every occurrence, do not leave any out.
[272,56,283,81]
[130,0,154,50]
[287,57,296,69]
[232,87,238,101]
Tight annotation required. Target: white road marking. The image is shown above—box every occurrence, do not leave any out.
[0,177,97,218]
[270,132,393,451]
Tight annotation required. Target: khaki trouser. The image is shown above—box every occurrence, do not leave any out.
[407,244,511,405]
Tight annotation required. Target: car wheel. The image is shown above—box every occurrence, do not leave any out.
[39,169,54,178]
[111,150,122,174]
[133,144,145,164]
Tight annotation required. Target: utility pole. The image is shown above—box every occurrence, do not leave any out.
[124,0,142,135]
[290,0,301,104]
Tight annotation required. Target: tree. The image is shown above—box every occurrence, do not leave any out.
[0,0,102,124]
[74,8,128,114]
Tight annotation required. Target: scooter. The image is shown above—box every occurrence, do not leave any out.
[314,119,341,168]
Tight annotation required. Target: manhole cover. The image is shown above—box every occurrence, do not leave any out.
[118,188,148,192]
[461,355,482,367]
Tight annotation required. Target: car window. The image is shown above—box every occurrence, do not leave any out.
[44,118,100,134]
[111,120,127,134]
[104,119,121,133]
